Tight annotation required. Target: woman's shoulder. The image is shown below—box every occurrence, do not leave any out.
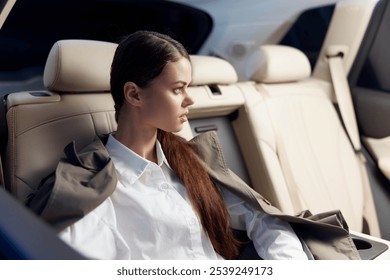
[27,135,118,232]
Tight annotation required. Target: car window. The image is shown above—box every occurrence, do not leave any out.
[0,0,212,84]
[279,4,335,69]
[354,1,390,93]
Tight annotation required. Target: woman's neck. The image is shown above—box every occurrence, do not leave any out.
[114,121,158,164]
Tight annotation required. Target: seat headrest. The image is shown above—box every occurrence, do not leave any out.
[245,45,311,83]
[43,39,118,92]
[189,55,238,85]
[43,40,238,92]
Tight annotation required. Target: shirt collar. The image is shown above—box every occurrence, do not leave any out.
[105,134,171,183]
[155,140,171,168]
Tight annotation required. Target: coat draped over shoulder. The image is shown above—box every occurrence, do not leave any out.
[27,131,360,260]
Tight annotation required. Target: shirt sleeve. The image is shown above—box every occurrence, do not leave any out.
[221,188,310,260]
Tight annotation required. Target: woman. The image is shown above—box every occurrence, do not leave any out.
[40,30,307,260]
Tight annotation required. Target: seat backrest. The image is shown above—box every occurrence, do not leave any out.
[3,39,243,204]
[186,55,250,184]
[4,40,118,203]
[233,44,380,235]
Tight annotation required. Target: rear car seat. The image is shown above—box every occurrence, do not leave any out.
[2,39,245,204]
[3,40,118,203]
[233,44,381,237]
[2,39,390,259]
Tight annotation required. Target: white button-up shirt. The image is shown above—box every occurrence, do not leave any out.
[59,134,308,260]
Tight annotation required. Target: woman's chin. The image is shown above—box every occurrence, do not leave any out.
[162,124,184,134]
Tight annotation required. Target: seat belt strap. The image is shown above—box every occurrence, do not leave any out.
[328,52,381,237]
[328,54,361,152]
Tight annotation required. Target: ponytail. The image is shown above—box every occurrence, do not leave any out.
[158,130,240,259]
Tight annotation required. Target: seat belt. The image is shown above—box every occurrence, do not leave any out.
[327,53,361,152]
[327,50,381,237]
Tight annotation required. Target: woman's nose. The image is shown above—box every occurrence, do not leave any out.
[183,92,194,107]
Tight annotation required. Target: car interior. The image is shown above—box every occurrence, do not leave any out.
[0,36,389,259]
[1,0,390,260]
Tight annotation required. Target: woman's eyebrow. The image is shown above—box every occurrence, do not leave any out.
[171,80,189,86]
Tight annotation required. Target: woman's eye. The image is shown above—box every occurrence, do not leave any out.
[174,88,183,94]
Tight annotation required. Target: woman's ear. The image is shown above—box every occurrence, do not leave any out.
[123,81,142,106]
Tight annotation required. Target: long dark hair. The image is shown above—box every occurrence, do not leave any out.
[110,31,240,259]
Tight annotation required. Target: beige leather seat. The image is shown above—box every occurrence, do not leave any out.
[233,45,381,237]
[3,39,242,204]
[4,40,118,203]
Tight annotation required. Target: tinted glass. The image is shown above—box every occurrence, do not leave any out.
[355,0,390,92]
[280,5,335,69]
[0,0,212,81]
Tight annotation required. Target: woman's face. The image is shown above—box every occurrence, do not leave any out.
[138,57,194,133]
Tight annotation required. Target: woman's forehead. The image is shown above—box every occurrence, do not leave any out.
[157,57,192,84]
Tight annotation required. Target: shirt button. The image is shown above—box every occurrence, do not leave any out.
[160,183,169,191]
[129,176,137,184]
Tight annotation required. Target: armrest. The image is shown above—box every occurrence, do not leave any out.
[363,136,390,181]
[350,230,390,259]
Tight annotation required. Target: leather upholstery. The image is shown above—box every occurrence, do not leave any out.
[235,45,380,235]
[190,55,238,86]
[246,45,311,83]
[4,39,243,203]
[43,40,117,92]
